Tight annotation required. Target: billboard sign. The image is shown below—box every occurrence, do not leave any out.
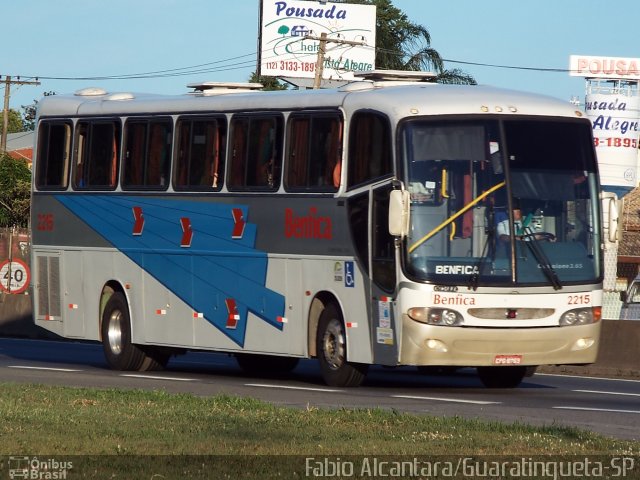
[570,55,640,80]
[586,92,640,188]
[260,0,376,81]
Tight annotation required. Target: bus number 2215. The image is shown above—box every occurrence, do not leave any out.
[568,294,590,305]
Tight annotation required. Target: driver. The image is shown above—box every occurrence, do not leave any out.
[497,207,555,242]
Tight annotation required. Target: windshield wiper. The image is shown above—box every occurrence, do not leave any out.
[519,230,562,290]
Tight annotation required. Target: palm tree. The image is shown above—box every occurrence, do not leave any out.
[328,0,475,84]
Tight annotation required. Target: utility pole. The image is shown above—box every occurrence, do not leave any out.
[305,34,366,89]
[1,75,41,153]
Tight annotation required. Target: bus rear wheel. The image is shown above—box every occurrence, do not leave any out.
[477,366,527,388]
[101,292,149,371]
[317,303,368,387]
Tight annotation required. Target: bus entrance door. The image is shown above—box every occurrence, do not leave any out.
[370,183,399,365]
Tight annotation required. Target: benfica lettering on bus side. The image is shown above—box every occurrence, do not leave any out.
[285,207,333,239]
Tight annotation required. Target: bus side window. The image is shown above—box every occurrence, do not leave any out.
[206,121,225,188]
[348,111,392,189]
[228,118,248,188]
[73,120,119,190]
[91,122,119,188]
[123,118,172,189]
[174,117,226,191]
[147,122,171,187]
[73,123,87,188]
[286,116,310,188]
[228,115,282,191]
[124,121,147,187]
[175,120,192,186]
[285,112,342,192]
[36,121,72,190]
[250,119,276,187]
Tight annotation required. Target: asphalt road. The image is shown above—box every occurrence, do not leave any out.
[0,337,638,441]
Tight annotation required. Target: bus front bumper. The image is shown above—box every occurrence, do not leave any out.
[400,315,601,367]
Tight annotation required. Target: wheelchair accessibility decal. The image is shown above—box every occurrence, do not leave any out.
[332,261,355,288]
[345,261,355,288]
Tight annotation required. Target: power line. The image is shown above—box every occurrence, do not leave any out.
[9,51,264,82]
[17,52,259,81]
[6,47,582,89]
[441,57,570,74]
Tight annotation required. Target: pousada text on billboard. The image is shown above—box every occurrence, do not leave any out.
[570,55,640,80]
[274,1,348,19]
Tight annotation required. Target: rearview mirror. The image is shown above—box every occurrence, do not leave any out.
[389,189,410,237]
[600,191,621,244]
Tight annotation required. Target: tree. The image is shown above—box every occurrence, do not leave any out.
[248,71,289,91]
[0,109,25,135]
[307,0,475,85]
[22,91,56,131]
[0,153,31,227]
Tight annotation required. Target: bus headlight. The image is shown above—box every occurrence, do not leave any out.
[407,307,463,326]
[559,307,601,326]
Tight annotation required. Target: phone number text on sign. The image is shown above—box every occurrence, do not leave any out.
[264,61,316,73]
[594,137,639,148]
[0,259,30,294]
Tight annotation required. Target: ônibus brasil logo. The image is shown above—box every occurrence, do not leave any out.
[7,456,73,479]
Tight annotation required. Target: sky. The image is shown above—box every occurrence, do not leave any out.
[4,0,640,114]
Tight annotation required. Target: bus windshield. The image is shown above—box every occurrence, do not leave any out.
[400,117,601,287]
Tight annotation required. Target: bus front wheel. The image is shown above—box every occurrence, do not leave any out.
[317,304,368,387]
[101,292,148,371]
[477,366,527,388]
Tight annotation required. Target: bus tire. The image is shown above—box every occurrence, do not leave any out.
[317,303,368,387]
[139,347,171,371]
[101,292,146,371]
[477,366,527,388]
[236,354,299,375]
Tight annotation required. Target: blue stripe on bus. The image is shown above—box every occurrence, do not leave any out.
[57,195,285,347]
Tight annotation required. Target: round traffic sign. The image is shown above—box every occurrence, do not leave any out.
[0,259,30,294]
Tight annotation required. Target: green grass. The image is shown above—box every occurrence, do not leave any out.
[0,383,638,478]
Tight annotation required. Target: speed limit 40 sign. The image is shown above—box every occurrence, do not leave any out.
[0,259,30,294]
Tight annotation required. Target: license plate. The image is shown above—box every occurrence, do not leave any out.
[493,354,522,365]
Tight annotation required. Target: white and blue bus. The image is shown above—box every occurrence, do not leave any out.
[31,72,606,388]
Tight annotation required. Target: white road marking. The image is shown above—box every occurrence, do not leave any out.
[537,373,640,384]
[120,374,196,382]
[392,394,500,405]
[553,406,640,414]
[8,365,82,372]
[245,383,341,393]
[573,389,640,398]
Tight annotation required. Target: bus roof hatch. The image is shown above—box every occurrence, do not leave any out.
[187,82,264,96]
[352,70,437,82]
